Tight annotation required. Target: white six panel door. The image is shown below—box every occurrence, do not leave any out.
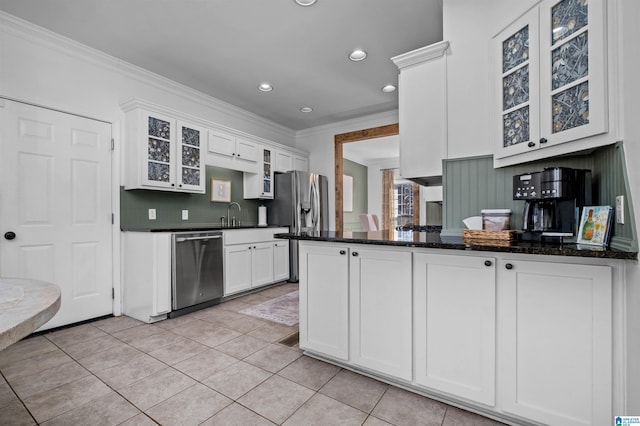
[0,100,113,330]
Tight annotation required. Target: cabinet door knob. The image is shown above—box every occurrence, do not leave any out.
[505,263,513,270]
[339,250,346,255]
[4,231,16,240]
[527,141,536,148]
[352,252,359,257]
[539,137,548,144]
[484,260,492,267]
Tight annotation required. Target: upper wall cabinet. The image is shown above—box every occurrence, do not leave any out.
[274,149,309,173]
[243,146,274,199]
[207,129,259,173]
[493,0,608,165]
[123,107,205,193]
[392,41,449,182]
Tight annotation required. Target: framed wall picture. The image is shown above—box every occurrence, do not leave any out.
[210,178,231,202]
[343,174,353,212]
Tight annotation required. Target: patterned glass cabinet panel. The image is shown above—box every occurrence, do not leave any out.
[495,0,607,160]
[138,110,204,193]
[495,8,541,159]
[177,121,205,192]
[262,148,273,198]
[143,111,176,189]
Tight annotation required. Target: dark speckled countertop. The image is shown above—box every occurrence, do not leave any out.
[276,230,638,260]
[122,224,288,232]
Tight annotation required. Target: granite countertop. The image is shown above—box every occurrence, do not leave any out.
[122,224,288,232]
[0,278,61,352]
[276,230,638,260]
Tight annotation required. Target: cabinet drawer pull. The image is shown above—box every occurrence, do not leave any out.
[352,251,359,257]
[527,141,536,148]
[339,250,346,255]
[484,260,492,267]
[505,263,513,270]
[539,137,548,144]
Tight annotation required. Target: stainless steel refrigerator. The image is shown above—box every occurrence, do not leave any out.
[268,170,329,282]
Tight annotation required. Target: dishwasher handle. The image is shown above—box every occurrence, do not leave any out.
[175,235,222,243]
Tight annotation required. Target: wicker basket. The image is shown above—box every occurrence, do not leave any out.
[463,229,516,246]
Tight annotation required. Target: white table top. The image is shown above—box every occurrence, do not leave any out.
[0,278,61,352]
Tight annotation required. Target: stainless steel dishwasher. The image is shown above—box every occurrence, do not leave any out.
[171,230,223,312]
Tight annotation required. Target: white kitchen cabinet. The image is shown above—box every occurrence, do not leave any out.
[123,108,205,193]
[223,228,288,296]
[349,247,412,380]
[274,149,308,172]
[208,129,259,173]
[224,243,272,294]
[392,41,449,181]
[224,244,253,295]
[251,242,274,287]
[299,242,350,360]
[498,259,612,426]
[273,240,290,282]
[413,252,496,406]
[293,155,308,172]
[243,146,274,199]
[493,0,607,162]
[122,232,172,323]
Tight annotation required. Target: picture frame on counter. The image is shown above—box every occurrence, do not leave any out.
[576,205,614,246]
[210,178,231,202]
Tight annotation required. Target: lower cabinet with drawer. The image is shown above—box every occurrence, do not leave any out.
[223,227,289,296]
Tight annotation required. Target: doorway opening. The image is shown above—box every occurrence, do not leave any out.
[334,124,399,234]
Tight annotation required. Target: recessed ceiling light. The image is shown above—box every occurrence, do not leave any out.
[349,49,367,62]
[382,84,397,93]
[257,82,273,92]
[300,107,313,113]
[294,0,317,6]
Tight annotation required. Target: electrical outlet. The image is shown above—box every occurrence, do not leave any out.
[148,208,156,220]
[182,210,189,220]
[616,195,625,224]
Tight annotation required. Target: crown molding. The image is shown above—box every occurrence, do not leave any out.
[0,12,295,142]
[295,109,399,139]
[391,40,450,69]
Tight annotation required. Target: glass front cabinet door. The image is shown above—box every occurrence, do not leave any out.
[132,110,205,193]
[494,0,607,160]
[176,121,205,192]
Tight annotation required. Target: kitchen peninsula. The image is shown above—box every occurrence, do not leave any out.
[277,230,636,426]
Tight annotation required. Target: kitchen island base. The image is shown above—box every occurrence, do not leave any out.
[297,239,624,426]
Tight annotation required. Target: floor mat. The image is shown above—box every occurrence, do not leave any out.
[240,291,299,326]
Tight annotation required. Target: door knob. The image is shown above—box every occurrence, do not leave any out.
[4,231,16,240]
[505,263,514,270]
[339,250,346,255]
[527,141,536,148]
[539,137,548,144]
[352,252,359,257]
[484,260,492,267]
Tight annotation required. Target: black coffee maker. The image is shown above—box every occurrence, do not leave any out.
[513,167,591,238]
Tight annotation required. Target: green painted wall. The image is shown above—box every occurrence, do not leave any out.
[442,142,637,251]
[120,165,263,230]
[343,158,369,231]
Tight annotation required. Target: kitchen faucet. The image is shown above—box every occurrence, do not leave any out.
[227,202,242,227]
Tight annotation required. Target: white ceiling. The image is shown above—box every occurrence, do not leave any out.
[0,0,443,131]
[342,135,399,166]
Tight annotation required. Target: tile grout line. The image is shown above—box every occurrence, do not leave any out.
[0,369,40,425]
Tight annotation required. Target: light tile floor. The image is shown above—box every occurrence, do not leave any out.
[0,283,506,425]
